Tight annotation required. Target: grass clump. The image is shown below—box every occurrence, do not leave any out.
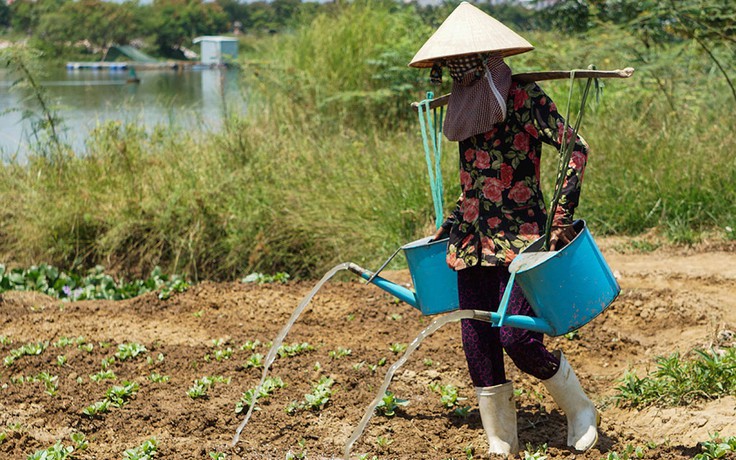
[615,348,736,408]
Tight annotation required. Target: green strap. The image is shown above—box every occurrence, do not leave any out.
[417,92,445,229]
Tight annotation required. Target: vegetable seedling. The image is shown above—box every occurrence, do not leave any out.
[244,353,264,369]
[235,376,285,413]
[389,343,407,354]
[90,370,116,382]
[286,376,334,414]
[106,381,140,407]
[82,400,111,417]
[240,340,261,351]
[123,437,157,460]
[187,375,230,399]
[115,343,147,361]
[328,347,351,359]
[376,436,393,449]
[278,342,313,358]
[375,391,408,417]
[148,373,170,383]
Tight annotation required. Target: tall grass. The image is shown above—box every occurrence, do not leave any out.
[0,3,734,279]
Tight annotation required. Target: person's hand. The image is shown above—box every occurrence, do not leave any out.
[431,226,447,241]
[550,224,576,251]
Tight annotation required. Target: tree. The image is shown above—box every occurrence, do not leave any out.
[10,0,67,34]
[598,0,736,100]
[146,0,229,56]
[37,0,140,53]
[0,1,11,28]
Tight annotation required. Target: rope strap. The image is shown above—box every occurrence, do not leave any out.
[417,92,445,229]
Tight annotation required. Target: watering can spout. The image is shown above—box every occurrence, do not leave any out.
[347,263,420,309]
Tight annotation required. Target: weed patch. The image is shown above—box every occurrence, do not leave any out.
[615,348,736,408]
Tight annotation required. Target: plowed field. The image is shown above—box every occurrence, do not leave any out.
[2,242,735,459]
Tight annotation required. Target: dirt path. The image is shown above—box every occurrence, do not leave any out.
[1,245,734,459]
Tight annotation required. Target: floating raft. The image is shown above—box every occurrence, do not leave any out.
[65,61,231,71]
[65,62,130,70]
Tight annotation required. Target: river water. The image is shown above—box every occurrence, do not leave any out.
[0,66,245,160]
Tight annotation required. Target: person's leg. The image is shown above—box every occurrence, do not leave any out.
[496,270,598,451]
[459,266,518,455]
[458,265,506,387]
[497,270,559,379]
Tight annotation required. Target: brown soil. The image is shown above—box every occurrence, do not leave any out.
[1,243,735,459]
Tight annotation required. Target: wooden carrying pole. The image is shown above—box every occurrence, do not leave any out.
[411,67,634,112]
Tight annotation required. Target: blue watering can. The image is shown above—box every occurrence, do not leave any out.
[348,220,620,336]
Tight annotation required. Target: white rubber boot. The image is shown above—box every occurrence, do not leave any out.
[542,351,600,451]
[476,382,519,456]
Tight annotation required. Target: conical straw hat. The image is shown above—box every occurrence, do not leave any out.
[409,2,534,68]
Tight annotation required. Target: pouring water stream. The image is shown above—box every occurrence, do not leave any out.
[231,262,352,446]
[343,308,491,459]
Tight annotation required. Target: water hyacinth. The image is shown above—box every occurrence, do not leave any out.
[0,264,188,301]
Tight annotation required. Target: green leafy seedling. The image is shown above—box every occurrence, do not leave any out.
[27,441,74,460]
[523,442,548,460]
[82,400,111,417]
[240,339,261,351]
[376,435,393,449]
[286,376,334,414]
[106,381,140,407]
[375,391,408,417]
[123,437,157,460]
[90,370,116,382]
[236,376,286,413]
[278,342,313,358]
[244,353,264,369]
[328,347,351,359]
[148,373,170,383]
[115,343,147,361]
[389,342,407,354]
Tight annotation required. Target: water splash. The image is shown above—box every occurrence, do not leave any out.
[343,309,491,458]
[231,262,352,447]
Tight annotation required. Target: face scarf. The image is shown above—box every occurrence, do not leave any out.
[440,55,512,142]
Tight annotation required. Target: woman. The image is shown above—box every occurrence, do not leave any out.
[409,2,599,455]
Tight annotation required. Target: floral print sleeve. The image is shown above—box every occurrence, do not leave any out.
[529,84,589,226]
[440,194,463,233]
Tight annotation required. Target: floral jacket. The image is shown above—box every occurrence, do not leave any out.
[441,80,589,270]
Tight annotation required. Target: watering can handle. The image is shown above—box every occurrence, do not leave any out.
[496,271,516,328]
[367,245,404,284]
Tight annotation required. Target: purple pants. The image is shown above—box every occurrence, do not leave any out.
[458,265,559,387]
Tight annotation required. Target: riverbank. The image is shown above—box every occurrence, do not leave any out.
[1,3,734,281]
